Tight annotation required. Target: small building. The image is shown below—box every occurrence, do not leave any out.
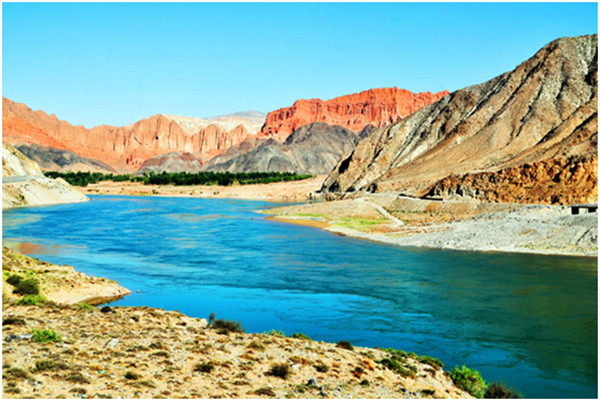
[571,203,598,215]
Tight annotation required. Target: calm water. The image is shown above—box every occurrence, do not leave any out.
[2,195,597,398]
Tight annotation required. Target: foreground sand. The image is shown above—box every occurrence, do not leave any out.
[265,194,598,257]
[2,249,471,399]
[81,176,326,202]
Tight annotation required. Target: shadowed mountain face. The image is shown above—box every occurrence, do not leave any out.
[201,122,359,174]
[15,144,115,173]
[322,34,598,205]
[136,152,205,174]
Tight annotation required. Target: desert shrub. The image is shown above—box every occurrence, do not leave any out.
[74,303,94,310]
[4,384,21,394]
[64,372,90,384]
[360,379,370,386]
[451,365,488,398]
[380,357,416,378]
[254,387,276,397]
[264,329,285,336]
[136,380,156,388]
[124,371,141,380]
[32,329,62,343]
[13,279,40,295]
[247,341,265,350]
[212,318,244,333]
[3,367,30,380]
[314,363,329,373]
[2,317,26,326]
[416,355,444,370]
[266,363,290,379]
[194,361,215,373]
[70,387,87,395]
[6,274,22,286]
[290,332,312,341]
[484,382,522,399]
[33,359,69,372]
[336,340,354,351]
[16,294,47,306]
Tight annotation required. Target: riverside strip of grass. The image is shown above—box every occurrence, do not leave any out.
[44,171,314,187]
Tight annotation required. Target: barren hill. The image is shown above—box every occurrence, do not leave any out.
[322,34,598,205]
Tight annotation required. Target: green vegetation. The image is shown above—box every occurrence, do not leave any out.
[416,355,444,370]
[194,361,216,373]
[264,329,285,336]
[336,340,354,351]
[290,332,312,341]
[32,359,69,373]
[16,294,47,306]
[32,329,62,343]
[124,371,141,380]
[44,171,314,187]
[266,363,290,379]
[13,278,40,295]
[484,382,522,399]
[74,302,94,310]
[2,317,26,326]
[6,274,22,286]
[211,318,244,334]
[450,365,488,398]
[314,363,329,373]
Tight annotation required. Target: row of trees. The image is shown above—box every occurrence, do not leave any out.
[44,171,314,187]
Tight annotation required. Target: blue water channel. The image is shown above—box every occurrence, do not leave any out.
[2,195,597,398]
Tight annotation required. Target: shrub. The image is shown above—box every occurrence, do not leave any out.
[194,361,215,373]
[314,363,329,373]
[3,367,30,380]
[212,318,244,334]
[264,329,285,336]
[124,371,140,380]
[13,279,40,295]
[64,372,90,384]
[247,341,265,351]
[416,355,444,370]
[254,387,276,397]
[32,329,62,343]
[2,317,26,326]
[6,274,22,286]
[336,340,354,351]
[266,363,290,379]
[74,303,94,311]
[16,295,47,306]
[290,333,312,341]
[33,359,69,372]
[451,365,488,398]
[484,382,522,399]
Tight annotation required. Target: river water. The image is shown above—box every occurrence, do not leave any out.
[2,195,597,398]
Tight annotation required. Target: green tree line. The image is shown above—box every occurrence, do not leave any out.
[44,171,314,187]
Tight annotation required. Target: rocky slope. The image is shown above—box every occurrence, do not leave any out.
[137,152,205,174]
[2,144,89,209]
[2,98,263,171]
[2,248,471,399]
[260,88,449,142]
[15,144,114,173]
[322,35,598,205]
[202,122,358,174]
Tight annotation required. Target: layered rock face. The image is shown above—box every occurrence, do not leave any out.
[202,122,358,174]
[2,98,263,171]
[2,144,88,209]
[323,34,598,205]
[260,87,450,142]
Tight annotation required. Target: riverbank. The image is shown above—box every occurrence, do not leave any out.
[80,176,326,202]
[265,195,598,257]
[2,248,472,399]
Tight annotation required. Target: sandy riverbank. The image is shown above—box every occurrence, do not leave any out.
[265,195,598,257]
[1,248,472,399]
[81,176,326,202]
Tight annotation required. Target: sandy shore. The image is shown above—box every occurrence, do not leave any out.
[2,248,472,399]
[265,195,598,257]
[81,176,326,202]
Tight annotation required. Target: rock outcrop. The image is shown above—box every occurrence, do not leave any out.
[2,144,89,209]
[202,122,358,174]
[2,98,264,171]
[260,87,449,142]
[322,34,598,205]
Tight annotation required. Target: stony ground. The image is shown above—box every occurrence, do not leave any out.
[266,195,598,257]
[2,249,472,399]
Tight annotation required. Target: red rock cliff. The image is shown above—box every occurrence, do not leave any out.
[260,87,449,141]
[2,98,253,171]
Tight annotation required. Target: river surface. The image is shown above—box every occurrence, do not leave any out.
[2,195,597,398]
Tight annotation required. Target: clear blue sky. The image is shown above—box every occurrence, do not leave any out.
[2,2,597,128]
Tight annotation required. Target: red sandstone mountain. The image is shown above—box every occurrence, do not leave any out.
[2,98,261,171]
[260,87,450,141]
